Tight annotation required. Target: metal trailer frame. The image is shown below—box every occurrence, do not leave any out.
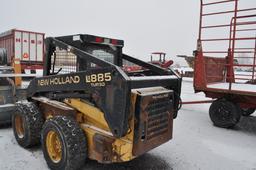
[0,67,27,125]
[0,81,15,125]
[194,0,256,127]
[194,0,256,108]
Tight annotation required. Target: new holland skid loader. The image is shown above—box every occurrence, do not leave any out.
[12,34,181,170]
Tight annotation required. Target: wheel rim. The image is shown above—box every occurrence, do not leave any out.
[46,130,62,163]
[15,115,25,138]
[217,103,232,121]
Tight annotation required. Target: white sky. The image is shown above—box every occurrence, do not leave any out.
[2,1,253,65]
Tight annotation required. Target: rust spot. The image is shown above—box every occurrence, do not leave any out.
[76,113,83,123]
[39,102,76,119]
[92,133,119,163]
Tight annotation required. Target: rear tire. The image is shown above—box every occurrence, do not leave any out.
[41,116,87,170]
[209,99,241,128]
[12,102,44,148]
[241,108,255,116]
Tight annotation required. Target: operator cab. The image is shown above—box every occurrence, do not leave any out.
[46,34,175,77]
[151,52,166,64]
[45,34,124,75]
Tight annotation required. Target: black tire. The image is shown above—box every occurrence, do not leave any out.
[41,116,87,170]
[209,99,241,128]
[12,102,44,148]
[241,108,255,116]
[0,48,7,65]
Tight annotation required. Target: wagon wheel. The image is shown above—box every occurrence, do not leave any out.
[209,99,241,128]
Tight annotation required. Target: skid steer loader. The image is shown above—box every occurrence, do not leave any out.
[12,34,181,170]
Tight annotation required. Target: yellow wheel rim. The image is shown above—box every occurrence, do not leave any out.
[15,115,25,138]
[46,130,62,163]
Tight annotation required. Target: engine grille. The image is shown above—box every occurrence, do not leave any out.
[146,98,171,140]
[132,87,174,156]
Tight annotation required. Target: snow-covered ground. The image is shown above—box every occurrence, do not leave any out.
[0,80,256,170]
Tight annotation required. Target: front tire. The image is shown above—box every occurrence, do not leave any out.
[12,102,44,148]
[209,99,241,128]
[41,116,87,170]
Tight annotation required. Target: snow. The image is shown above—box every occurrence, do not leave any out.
[175,67,194,73]
[0,104,15,108]
[21,81,30,89]
[0,66,13,70]
[1,80,256,170]
[207,82,256,93]
[234,71,254,83]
